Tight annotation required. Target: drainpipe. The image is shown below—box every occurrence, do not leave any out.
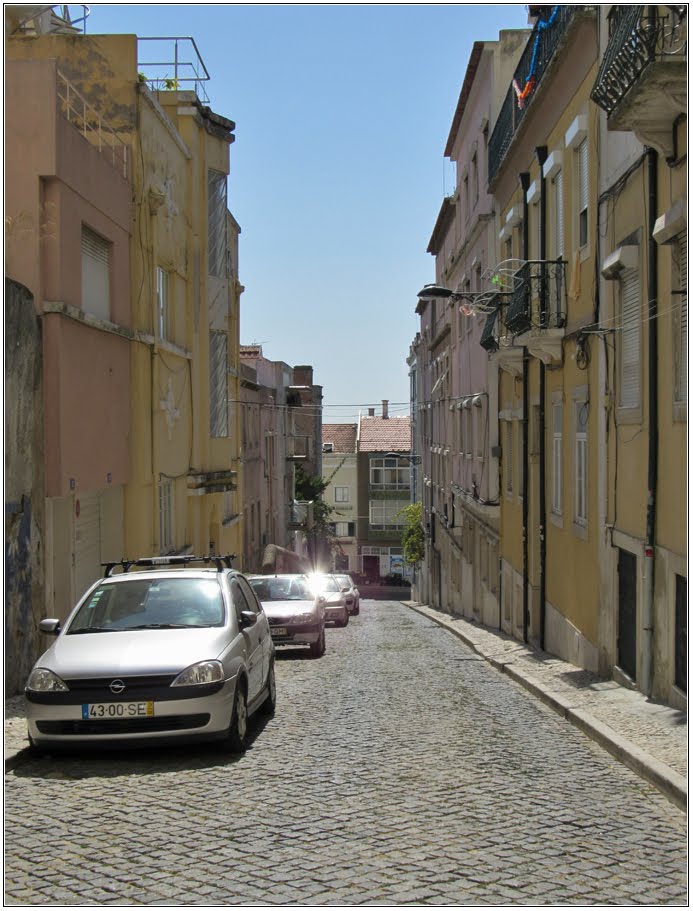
[536,146,548,650]
[643,145,658,695]
[520,172,530,643]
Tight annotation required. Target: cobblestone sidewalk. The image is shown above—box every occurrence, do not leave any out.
[404,601,687,810]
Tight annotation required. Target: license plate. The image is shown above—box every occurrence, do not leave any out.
[271,627,288,637]
[82,701,154,720]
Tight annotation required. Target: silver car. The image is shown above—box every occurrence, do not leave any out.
[334,573,360,616]
[25,556,276,754]
[247,574,326,658]
[308,574,350,627]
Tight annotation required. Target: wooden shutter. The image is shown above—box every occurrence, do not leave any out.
[620,267,641,408]
[209,331,229,437]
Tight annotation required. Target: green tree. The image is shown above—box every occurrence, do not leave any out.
[399,502,425,565]
[294,464,338,569]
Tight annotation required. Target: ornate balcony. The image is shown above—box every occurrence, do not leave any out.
[591,6,687,157]
[501,260,568,364]
[479,293,512,353]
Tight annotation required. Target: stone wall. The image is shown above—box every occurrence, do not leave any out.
[5,278,44,694]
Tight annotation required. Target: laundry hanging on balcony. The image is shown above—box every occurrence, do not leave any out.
[513,6,560,110]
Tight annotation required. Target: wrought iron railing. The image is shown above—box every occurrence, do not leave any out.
[503,260,567,335]
[56,70,129,179]
[591,6,688,116]
[489,5,578,184]
[479,293,511,352]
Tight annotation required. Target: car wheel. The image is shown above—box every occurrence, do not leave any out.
[339,609,349,628]
[222,680,248,753]
[259,661,276,716]
[309,628,326,658]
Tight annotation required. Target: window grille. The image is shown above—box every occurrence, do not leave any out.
[554,171,565,259]
[157,267,169,340]
[552,402,563,515]
[574,401,588,526]
[674,233,688,404]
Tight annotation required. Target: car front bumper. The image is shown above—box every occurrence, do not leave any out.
[26,675,239,747]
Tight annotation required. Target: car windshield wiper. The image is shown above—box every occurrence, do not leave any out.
[128,623,198,630]
[67,627,114,635]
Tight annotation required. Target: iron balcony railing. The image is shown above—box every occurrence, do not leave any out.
[503,260,567,336]
[591,6,688,116]
[479,292,512,352]
[488,5,578,184]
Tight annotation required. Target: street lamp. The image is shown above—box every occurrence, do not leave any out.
[384,451,421,465]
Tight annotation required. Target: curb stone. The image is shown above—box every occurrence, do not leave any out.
[403,600,687,811]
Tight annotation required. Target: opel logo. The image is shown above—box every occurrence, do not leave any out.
[109,679,126,694]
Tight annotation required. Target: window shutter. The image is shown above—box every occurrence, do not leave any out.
[555,171,564,258]
[676,232,687,402]
[209,331,229,437]
[620,267,641,408]
[81,226,110,321]
[578,140,589,211]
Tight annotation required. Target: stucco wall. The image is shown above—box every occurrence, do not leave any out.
[5,280,45,694]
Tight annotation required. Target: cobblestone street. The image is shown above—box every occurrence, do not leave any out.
[4,602,688,906]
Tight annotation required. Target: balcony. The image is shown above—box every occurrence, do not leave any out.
[288,500,314,530]
[489,6,579,185]
[590,6,687,157]
[502,260,567,364]
[286,435,310,461]
[479,293,512,353]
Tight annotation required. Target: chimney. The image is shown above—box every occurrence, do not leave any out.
[368,408,375,417]
[382,399,389,419]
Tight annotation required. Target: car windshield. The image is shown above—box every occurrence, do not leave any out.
[67,577,225,633]
[310,575,339,594]
[249,577,313,601]
[336,576,351,588]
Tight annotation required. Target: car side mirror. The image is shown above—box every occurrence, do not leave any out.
[239,610,258,628]
[39,619,61,636]
[341,586,349,592]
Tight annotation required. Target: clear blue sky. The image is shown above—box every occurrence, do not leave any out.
[90,3,530,422]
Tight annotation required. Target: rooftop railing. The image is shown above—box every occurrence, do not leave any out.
[137,37,211,104]
[57,70,129,179]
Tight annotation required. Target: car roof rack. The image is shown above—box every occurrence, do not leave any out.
[101,554,236,577]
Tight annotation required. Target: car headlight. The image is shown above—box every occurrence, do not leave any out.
[26,668,69,692]
[171,660,224,687]
[294,610,317,623]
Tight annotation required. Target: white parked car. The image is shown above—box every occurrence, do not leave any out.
[334,573,360,616]
[247,574,326,658]
[308,574,350,627]
[25,556,276,754]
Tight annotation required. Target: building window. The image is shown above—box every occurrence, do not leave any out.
[157,267,169,340]
[504,421,513,495]
[209,331,229,437]
[576,139,589,248]
[334,521,355,538]
[619,267,641,409]
[574,400,588,526]
[334,486,350,503]
[474,401,483,458]
[463,174,469,220]
[553,171,565,259]
[552,401,563,515]
[369,500,408,530]
[673,232,687,405]
[208,169,227,278]
[81,225,110,321]
[471,152,479,208]
[464,408,473,457]
[159,480,173,554]
[370,457,410,490]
